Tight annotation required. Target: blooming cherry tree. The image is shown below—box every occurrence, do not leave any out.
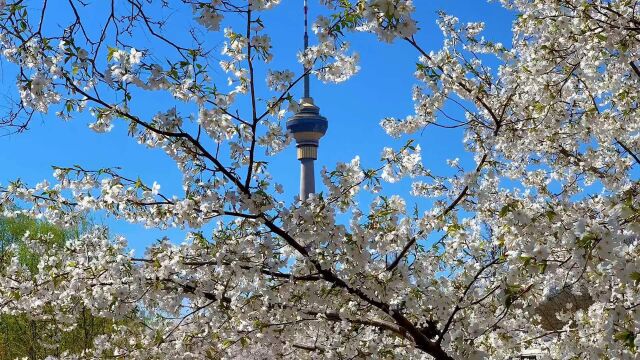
[1,0,639,359]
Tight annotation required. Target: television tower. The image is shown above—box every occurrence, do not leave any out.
[286,0,328,200]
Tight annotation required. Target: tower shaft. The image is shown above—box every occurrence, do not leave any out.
[300,158,315,200]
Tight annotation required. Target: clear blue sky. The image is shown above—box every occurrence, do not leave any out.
[0,1,514,252]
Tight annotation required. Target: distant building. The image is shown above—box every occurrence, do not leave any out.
[513,349,543,359]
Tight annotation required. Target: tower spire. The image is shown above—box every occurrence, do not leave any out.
[286,0,328,201]
[303,0,310,98]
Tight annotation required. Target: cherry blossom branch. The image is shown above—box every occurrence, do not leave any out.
[386,153,489,272]
[386,35,513,272]
[616,138,640,165]
[437,257,502,344]
[259,217,454,359]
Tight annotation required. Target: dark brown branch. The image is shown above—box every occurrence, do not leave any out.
[244,7,259,189]
[616,138,640,165]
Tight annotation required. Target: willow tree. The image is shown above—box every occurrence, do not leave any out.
[0,0,639,359]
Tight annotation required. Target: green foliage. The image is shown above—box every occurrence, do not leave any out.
[0,310,117,360]
[0,216,140,360]
[614,330,636,351]
[577,232,598,250]
[0,215,68,273]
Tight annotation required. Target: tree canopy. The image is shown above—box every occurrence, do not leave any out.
[0,0,639,359]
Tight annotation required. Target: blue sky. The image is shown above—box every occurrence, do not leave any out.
[0,1,514,253]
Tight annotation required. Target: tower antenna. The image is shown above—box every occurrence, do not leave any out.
[303,0,310,98]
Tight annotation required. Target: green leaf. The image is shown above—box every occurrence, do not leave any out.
[533,102,545,113]
[537,261,548,274]
[446,223,463,234]
[614,330,635,350]
[499,203,517,217]
[107,47,117,62]
[577,232,598,249]
[520,255,533,267]
[544,210,556,221]
[504,284,522,306]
